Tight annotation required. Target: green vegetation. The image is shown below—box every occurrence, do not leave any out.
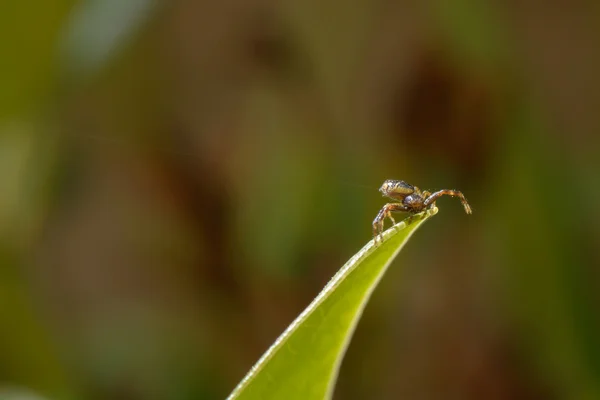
[3,2,600,399]
[229,208,438,399]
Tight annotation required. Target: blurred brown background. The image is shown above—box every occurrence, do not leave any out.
[1,0,600,399]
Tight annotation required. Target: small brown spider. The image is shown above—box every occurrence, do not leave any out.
[373,180,472,242]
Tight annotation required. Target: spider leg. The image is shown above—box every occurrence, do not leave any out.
[423,190,472,214]
[372,203,410,243]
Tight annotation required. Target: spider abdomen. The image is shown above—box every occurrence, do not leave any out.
[403,194,425,211]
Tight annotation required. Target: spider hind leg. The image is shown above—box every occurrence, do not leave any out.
[423,190,472,214]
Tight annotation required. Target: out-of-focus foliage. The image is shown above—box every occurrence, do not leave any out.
[1,0,600,399]
[230,208,437,399]
[60,0,159,78]
[0,1,72,119]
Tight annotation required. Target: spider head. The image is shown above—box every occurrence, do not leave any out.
[379,180,415,200]
[378,183,388,195]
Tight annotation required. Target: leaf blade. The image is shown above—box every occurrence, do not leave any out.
[229,207,438,400]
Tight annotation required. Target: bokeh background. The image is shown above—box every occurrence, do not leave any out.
[2,1,600,399]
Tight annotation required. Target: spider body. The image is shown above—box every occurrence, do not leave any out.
[373,179,472,242]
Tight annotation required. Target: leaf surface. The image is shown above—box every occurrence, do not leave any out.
[229,207,438,399]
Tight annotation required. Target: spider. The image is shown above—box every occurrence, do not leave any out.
[372,179,472,243]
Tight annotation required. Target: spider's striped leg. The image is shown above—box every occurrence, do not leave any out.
[372,203,410,244]
[423,190,472,214]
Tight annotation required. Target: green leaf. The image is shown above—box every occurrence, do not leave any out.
[228,207,439,400]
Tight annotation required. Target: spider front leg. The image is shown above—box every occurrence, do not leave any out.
[423,189,472,214]
[372,203,410,243]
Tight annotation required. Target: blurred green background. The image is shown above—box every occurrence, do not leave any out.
[1,1,600,399]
